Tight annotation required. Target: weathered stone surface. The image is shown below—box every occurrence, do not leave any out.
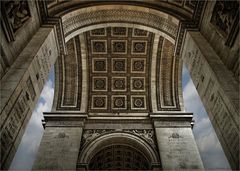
[0,27,58,169]
[33,126,83,170]
[155,125,204,170]
[2,1,239,170]
[182,31,239,170]
[200,1,240,81]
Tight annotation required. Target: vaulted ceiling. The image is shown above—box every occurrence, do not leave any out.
[48,1,205,115]
[54,26,182,114]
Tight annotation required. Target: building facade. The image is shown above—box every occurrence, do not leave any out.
[0,1,239,170]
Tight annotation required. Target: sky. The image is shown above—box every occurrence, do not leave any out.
[9,66,231,170]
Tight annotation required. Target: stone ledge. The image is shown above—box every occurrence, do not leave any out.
[150,112,193,128]
[43,112,88,127]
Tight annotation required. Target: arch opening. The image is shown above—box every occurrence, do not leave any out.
[77,132,161,170]
[88,144,150,170]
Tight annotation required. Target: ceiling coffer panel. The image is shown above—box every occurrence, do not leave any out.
[86,27,154,113]
[55,26,181,113]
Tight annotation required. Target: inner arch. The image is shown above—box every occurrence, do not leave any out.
[89,145,150,170]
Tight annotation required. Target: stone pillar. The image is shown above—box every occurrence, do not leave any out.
[32,113,87,170]
[0,27,58,169]
[182,31,239,170]
[151,114,204,170]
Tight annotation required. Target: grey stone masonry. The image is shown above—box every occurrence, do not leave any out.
[0,27,58,169]
[153,115,204,170]
[32,113,87,170]
[182,31,239,170]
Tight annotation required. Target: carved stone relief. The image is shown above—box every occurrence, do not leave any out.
[211,1,239,36]
[210,1,239,47]
[26,77,36,100]
[63,9,178,39]
[80,129,156,150]
[124,129,156,148]
[1,90,30,164]
[81,129,114,148]
[1,1,31,41]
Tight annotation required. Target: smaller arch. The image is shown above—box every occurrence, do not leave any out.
[89,144,150,170]
[77,132,161,170]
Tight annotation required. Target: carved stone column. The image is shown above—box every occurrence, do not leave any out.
[182,31,239,170]
[32,113,87,170]
[0,27,58,170]
[151,113,204,170]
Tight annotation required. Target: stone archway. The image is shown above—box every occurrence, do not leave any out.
[2,1,239,170]
[77,132,161,170]
[88,145,150,170]
[52,6,185,113]
[32,2,204,171]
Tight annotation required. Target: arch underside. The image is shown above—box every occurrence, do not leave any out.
[89,145,150,170]
[47,1,197,20]
[52,5,185,114]
[77,132,161,170]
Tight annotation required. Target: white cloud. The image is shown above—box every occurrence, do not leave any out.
[182,65,189,78]
[39,79,54,104]
[183,78,202,113]
[182,71,230,169]
[196,126,220,152]
[32,79,54,122]
[9,78,54,170]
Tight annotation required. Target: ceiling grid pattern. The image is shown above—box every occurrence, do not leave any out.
[85,27,154,113]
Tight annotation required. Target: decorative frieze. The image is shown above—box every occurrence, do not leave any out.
[124,129,156,147]
[63,9,178,39]
[81,129,114,148]
[210,1,240,47]
[26,77,36,100]
[1,1,31,41]
[156,37,179,110]
[1,90,30,165]
[80,129,156,150]
[57,36,82,110]
[211,1,239,37]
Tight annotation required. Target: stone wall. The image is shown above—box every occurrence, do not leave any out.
[0,27,58,169]
[154,121,204,170]
[182,31,239,170]
[33,126,83,170]
[200,1,239,81]
[0,1,40,78]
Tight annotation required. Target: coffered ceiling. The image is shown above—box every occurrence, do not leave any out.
[54,26,182,114]
[39,2,206,115]
[87,27,153,113]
